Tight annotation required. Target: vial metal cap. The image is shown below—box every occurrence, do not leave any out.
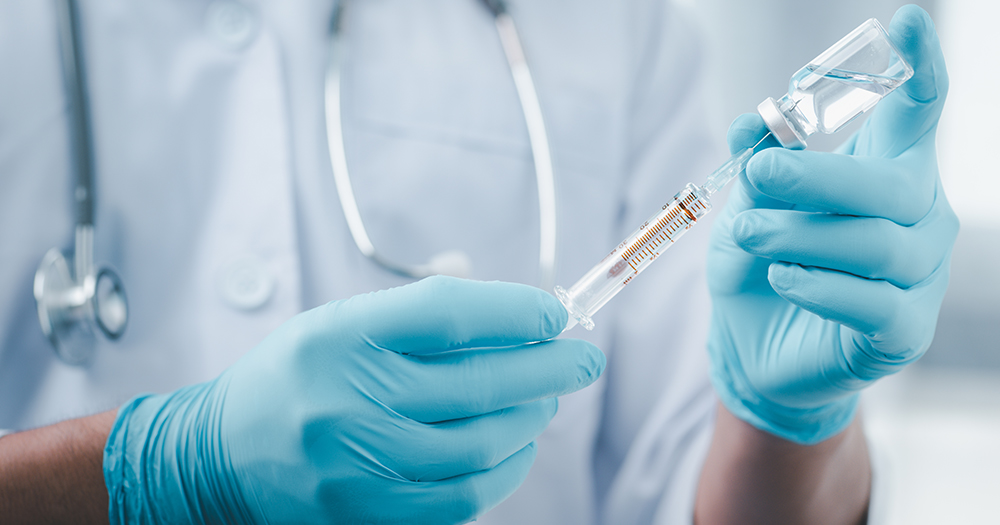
[757,97,806,150]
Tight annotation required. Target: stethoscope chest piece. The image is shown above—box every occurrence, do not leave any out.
[34,245,128,366]
[40,0,130,365]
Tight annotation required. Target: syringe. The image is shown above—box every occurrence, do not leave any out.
[555,134,769,331]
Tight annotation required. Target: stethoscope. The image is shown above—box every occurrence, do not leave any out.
[34,0,128,366]
[325,0,557,288]
[36,0,556,366]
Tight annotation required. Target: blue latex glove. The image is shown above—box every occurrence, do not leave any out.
[104,276,605,524]
[707,6,958,444]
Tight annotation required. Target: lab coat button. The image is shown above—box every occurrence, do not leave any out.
[218,256,274,311]
[205,1,258,50]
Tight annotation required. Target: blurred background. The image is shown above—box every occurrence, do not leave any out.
[672,0,1000,522]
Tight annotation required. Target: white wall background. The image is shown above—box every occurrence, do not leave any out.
[672,0,1000,522]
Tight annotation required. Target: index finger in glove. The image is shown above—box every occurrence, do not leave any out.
[322,276,568,355]
[745,137,936,225]
[725,114,788,213]
[732,180,957,289]
[382,337,605,423]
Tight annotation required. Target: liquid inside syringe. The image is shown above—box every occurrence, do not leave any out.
[555,137,766,331]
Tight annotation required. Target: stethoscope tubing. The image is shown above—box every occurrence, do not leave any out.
[56,0,95,229]
[326,0,557,289]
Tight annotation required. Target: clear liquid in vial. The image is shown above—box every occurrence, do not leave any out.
[786,64,905,135]
[758,18,913,149]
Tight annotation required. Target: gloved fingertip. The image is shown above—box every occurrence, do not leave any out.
[577,342,607,386]
[540,291,569,338]
[766,262,826,312]
[744,149,774,191]
[889,5,945,104]
[766,261,798,293]
[727,113,769,154]
[730,211,762,252]
[892,4,933,39]
[747,148,808,199]
[889,6,930,62]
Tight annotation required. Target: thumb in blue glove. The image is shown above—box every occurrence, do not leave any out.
[103,276,605,524]
[707,5,958,445]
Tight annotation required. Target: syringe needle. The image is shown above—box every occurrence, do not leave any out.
[752,132,772,151]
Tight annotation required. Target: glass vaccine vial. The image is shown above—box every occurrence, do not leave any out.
[757,18,914,149]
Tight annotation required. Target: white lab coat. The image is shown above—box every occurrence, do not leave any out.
[0,0,722,523]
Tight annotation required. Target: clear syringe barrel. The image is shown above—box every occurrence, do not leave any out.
[555,147,753,331]
[555,183,711,331]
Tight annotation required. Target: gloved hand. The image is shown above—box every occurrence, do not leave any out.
[103,276,605,524]
[706,5,957,444]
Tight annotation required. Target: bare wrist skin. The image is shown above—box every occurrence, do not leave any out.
[0,410,116,524]
[695,402,870,525]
